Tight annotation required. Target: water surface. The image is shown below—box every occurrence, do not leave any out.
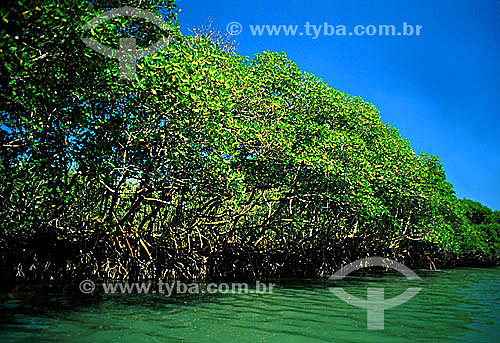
[1,268,499,342]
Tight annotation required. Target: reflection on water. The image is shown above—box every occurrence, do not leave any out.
[0,268,499,343]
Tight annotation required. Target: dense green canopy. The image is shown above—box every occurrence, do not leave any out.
[1,0,498,280]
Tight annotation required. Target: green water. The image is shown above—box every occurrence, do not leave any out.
[1,268,499,342]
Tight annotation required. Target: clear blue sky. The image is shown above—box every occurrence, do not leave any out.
[175,0,500,210]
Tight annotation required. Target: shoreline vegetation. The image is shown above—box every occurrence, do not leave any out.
[1,0,499,283]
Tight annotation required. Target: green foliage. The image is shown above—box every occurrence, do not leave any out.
[0,0,498,280]
[455,199,500,258]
